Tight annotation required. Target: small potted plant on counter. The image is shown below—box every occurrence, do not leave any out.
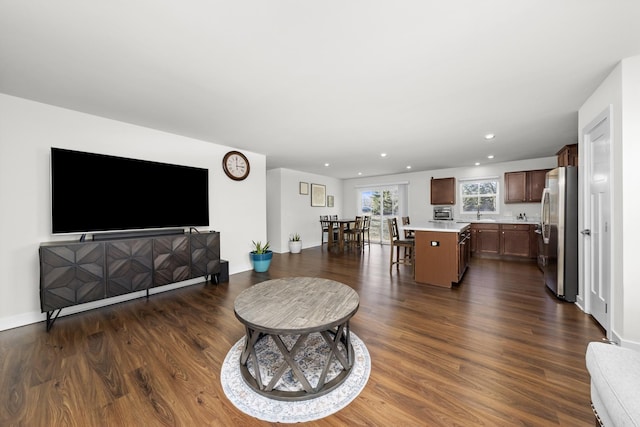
[289,233,302,254]
[250,240,272,272]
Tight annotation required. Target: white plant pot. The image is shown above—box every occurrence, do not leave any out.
[289,241,302,254]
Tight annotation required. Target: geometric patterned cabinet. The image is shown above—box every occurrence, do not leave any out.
[106,238,153,297]
[153,235,191,287]
[40,242,106,312]
[39,231,221,330]
[190,232,221,280]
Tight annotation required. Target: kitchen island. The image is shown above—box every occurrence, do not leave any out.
[404,222,471,288]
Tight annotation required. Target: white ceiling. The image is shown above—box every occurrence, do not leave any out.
[2,1,640,178]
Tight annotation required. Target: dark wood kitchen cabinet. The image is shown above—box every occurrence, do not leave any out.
[415,228,469,288]
[557,144,578,167]
[504,169,549,203]
[431,177,456,205]
[471,223,536,259]
[500,224,532,257]
[473,223,500,255]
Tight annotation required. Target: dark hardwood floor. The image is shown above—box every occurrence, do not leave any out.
[0,244,604,426]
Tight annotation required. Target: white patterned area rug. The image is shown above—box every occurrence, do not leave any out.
[221,333,371,423]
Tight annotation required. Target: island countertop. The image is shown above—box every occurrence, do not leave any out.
[404,222,471,233]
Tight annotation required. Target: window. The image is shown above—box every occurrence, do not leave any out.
[460,178,499,215]
[358,184,407,244]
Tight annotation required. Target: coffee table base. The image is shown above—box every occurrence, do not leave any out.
[239,322,354,401]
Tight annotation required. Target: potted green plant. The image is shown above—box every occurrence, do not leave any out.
[289,233,302,254]
[250,240,272,272]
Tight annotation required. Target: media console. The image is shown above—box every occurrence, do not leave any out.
[39,231,221,331]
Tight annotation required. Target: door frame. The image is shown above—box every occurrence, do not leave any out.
[580,105,613,334]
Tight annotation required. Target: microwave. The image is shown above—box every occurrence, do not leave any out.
[433,206,454,220]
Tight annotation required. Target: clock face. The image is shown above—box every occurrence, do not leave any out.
[222,151,250,180]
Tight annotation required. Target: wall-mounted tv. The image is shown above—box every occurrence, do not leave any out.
[51,148,209,234]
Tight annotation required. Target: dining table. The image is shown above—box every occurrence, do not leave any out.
[326,218,356,251]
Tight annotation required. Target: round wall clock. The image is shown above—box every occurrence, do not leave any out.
[222,151,250,181]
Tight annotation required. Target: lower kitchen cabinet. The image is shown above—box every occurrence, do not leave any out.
[471,223,537,259]
[501,224,532,257]
[474,223,500,255]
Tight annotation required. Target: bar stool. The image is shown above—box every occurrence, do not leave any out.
[387,217,414,274]
[401,216,414,260]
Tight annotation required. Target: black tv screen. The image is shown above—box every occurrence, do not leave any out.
[51,148,209,234]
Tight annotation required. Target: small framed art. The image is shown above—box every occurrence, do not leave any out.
[311,184,326,207]
[299,182,309,195]
[327,195,334,207]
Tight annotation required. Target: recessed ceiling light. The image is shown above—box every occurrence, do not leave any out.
[487,155,494,159]
[475,162,481,166]
[406,165,412,169]
[358,172,362,176]
[484,133,495,140]
[380,153,387,157]
[324,163,330,167]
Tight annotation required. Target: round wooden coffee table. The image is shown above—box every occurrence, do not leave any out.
[234,277,360,401]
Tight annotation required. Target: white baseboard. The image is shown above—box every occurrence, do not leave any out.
[0,277,205,332]
[0,311,46,332]
[613,330,640,352]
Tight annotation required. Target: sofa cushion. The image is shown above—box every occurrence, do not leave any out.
[586,342,640,427]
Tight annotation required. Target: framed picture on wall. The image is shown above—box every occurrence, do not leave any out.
[327,195,334,207]
[311,184,326,207]
[299,182,309,195]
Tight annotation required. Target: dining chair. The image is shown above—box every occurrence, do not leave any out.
[320,216,331,245]
[329,215,338,236]
[361,215,371,250]
[387,217,414,274]
[344,216,363,251]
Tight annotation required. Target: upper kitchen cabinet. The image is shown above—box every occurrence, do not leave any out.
[431,177,456,205]
[557,144,578,167]
[504,169,550,203]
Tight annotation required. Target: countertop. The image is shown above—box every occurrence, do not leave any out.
[404,222,471,233]
[460,219,540,225]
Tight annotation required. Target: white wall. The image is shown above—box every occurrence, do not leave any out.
[621,56,640,347]
[341,157,557,223]
[266,168,342,252]
[578,54,640,348]
[0,94,266,331]
[266,168,283,252]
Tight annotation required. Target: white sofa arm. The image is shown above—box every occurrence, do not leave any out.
[586,342,640,426]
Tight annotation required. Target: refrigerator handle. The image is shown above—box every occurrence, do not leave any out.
[540,188,550,244]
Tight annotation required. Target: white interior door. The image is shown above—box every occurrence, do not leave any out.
[584,109,612,331]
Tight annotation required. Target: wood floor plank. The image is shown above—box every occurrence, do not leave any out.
[0,245,604,426]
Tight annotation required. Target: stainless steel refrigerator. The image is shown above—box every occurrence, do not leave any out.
[540,166,578,301]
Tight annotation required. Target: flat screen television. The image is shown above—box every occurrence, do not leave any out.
[51,148,209,234]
